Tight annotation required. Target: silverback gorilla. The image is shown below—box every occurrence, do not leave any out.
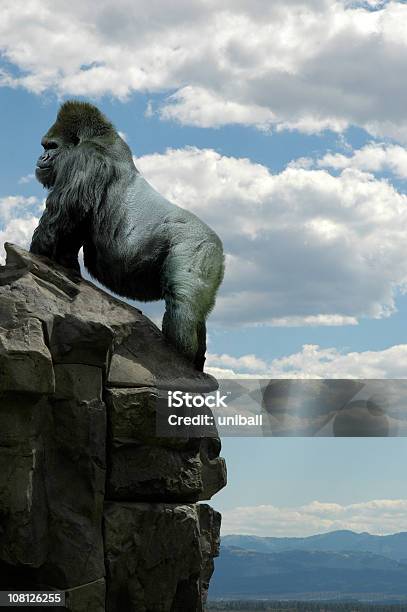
[30,101,224,371]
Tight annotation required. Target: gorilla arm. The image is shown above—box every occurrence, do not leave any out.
[30,199,86,273]
[30,137,109,274]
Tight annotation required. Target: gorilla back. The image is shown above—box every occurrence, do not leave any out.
[30,101,224,371]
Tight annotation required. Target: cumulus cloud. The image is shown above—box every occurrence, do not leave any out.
[206,344,407,378]
[221,498,407,536]
[0,217,40,263]
[1,1,407,138]
[295,142,407,179]
[0,195,43,263]
[160,86,276,129]
[0,195,40,224]
[136,146,407,326]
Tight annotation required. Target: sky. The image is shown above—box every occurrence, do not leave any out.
[1,0,407,536]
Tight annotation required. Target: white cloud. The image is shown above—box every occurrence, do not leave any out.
[208,352,269,373]
[312,143,407,179]
[160,86,276,129]
[0,217,40,263]
[0,195,40,224]
[1,1,407,138]
[269,314,358,327]
[0,195,43,263]
[18,173,35,185]
[136,147,407,327]
[206,344,407,378]
[221,498,407,536]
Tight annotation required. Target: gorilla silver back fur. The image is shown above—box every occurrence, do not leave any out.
[30,101,224,371]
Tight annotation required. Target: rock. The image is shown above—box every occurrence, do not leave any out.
[54,364,102,401]
[104,502,220,612]
[197,504,221,605]
[107,443,204,501]
[105,387,189,448]
[0,317,54,395]
[64,578,106,612]
[198,439,227,502]
[106,326,218,392]
[47,315,114,368]
[0,395,48,568]
[0,243,225,610]
[107,351,156,388]
[105,387,227,501]
[39,397,106,588]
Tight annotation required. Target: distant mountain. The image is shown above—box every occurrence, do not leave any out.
[222,530,407,561]
[209,545,407,600]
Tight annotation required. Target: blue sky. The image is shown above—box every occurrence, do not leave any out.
[216,437,407,536]
[1,0,407,536]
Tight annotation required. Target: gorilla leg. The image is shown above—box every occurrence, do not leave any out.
[162,284,213,371]
[162,304,207,371]
[161,239,224,370]
[162,299,201,366]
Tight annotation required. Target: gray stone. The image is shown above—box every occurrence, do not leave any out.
[47,314,114,368]
[107,351,155,388]
[198,504,221,605]
[40,398,106,588]
[105,388,227,501]
[0,317,54,395]
[54,364,102,401]
[0,395,48,567]
[107,327,218,392]
[104,502,204,612]
[105,387,189,448]
[4,241,81,294]
[0,391,106,589]
[107,443,204,502]
[198,438,227,501]
[63,578,105,612]
[0,295,27,327]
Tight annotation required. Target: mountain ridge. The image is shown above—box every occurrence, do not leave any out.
[221,529,407,561]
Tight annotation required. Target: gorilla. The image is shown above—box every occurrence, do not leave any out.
[30,101,224,371]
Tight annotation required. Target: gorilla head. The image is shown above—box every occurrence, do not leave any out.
[35,101,132,190]
[31,101,224,371]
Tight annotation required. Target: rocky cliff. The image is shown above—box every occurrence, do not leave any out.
[0,243,226,611]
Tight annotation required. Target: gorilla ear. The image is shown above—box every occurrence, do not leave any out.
[72,134,80,146]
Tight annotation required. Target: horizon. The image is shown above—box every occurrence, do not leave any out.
[221,527,407,539]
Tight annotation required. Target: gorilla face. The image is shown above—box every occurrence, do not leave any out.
[35,131,80,188]
[35,139,59,188]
